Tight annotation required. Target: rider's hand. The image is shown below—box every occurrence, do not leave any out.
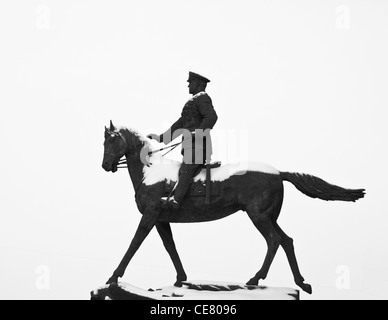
[147,133,162,143]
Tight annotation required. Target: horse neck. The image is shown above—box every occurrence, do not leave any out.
[120,128,148,191]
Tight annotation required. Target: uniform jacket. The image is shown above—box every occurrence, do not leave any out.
[160,91,218,164]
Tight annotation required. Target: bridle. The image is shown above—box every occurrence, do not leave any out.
[103,131,183,199]
[103,131,128,169]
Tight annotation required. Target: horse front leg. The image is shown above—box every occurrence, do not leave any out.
[106,211,158,284]
[156,222,187,287]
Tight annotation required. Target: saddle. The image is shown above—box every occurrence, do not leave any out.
[165,161,221,205]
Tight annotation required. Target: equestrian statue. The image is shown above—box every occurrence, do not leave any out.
[101,72,365,295]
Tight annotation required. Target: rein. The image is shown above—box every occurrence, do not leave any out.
[151,142,182,157]
[115,141,182,169]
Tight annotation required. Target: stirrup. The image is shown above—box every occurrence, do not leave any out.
[160,196,181,209]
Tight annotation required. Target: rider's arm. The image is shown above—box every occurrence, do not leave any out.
[197,95,218,130]
[159,117,183,143]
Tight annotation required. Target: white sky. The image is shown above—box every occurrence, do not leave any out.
[0,0,387,300]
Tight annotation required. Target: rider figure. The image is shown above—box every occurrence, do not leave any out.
[148,71,218,209]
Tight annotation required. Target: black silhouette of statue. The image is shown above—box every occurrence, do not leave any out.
[101,72,365,295]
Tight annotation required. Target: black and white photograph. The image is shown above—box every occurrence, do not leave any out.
[1,0,387,303]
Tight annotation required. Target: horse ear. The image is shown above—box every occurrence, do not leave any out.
[104,126,110,138]
[110,120,116,131]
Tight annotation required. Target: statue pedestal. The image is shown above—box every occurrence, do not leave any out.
[91,280,299,300]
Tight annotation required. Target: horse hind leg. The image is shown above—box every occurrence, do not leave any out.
[246,212,282,286]
[273,222,312,294]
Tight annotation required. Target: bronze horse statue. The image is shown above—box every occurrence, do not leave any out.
[102,121,365,294]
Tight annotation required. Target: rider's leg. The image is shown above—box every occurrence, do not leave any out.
[173,142,206,206]
[160,144,206,208]
[173,163,202,205]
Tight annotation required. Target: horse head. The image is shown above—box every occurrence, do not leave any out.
[102,120,127,173]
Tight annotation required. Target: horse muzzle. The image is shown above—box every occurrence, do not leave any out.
[102,161,118,173]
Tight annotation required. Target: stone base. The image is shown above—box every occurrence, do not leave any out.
[91,280,299,300]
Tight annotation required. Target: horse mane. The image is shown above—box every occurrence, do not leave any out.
[117,126,153,150]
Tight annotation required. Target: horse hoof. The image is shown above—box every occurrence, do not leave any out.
[174,276,187,287]
[246,278,258,286]
[106,275,118,285]
[297,282,312,294]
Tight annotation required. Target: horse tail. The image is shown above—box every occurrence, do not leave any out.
[280,172,365,202]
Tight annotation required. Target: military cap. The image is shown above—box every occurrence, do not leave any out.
[187,71,211,83]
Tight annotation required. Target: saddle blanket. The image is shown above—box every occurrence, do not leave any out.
[142,155,279,198]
